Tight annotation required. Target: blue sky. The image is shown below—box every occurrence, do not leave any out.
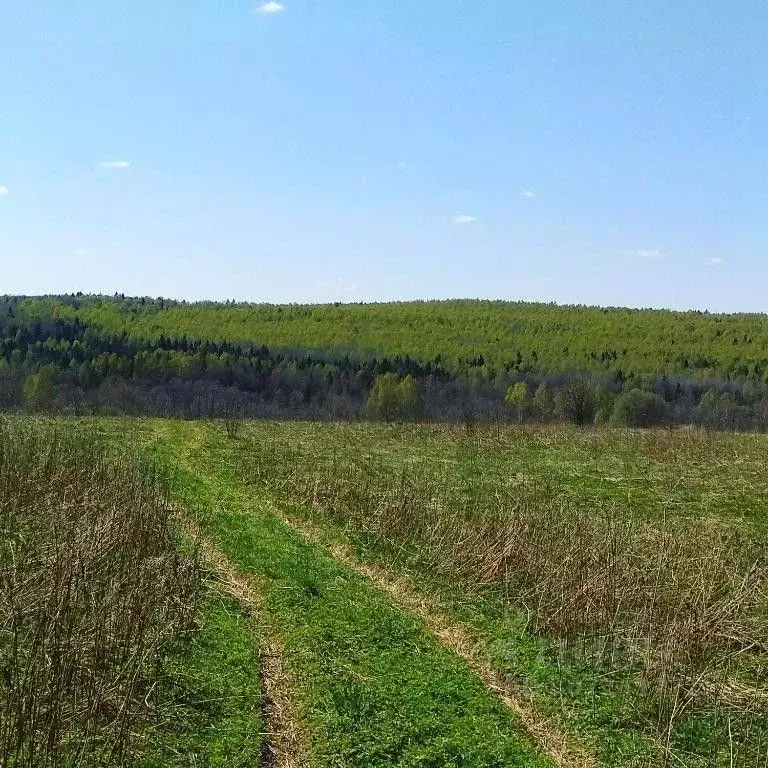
[1,1,766,310]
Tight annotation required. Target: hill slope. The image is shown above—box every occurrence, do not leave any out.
[16,295,768,380]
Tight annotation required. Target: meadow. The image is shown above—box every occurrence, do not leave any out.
[4,415,768,766]
[211,421,768,766]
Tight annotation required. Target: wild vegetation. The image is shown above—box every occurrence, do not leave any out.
[0,419,263,767]
[19,295,768,380]
[4,291,768,765]
[216,420,768,766]
[3,294,768,427]
[5,413,768,766]
[144,419,555,768]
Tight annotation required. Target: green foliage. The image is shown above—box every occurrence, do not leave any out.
[17,295,768,381]
[8,294,768,428]
[532,382,554,419]
[611,389,668,427]
[594,388,617,425]
[22,364,56,412]
[504,382,530,420]
[367,373,421,422]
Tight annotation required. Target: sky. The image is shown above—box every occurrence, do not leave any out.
[1,1,766,311]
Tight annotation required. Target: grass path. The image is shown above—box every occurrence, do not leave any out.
[135,585,265,767]
[185,520,311,768]
[143,419,565,767]
[274,508,596,768]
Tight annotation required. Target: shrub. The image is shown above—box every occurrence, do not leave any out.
[556,378,601,426]
[612,388,668,427]
[368,373,422,422]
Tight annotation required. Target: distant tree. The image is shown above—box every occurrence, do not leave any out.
[594,388,617,425]
[22,365,57,412]
[556,379,600,426]
[399,375,422,418]
[460,394,476,434]
[368,373,401,422]
[532,382,554,419]
[367,373,421,422]
[711,392,739,430]
[697,389,723,429]
[698,389,719,410]
[611,389,667,427]
[504,382,530,422]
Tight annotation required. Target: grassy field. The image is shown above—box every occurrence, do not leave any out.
[141,419,554,768]
[128,419,767,767]
[5,416,768,766]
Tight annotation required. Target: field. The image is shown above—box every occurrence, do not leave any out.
[3,416,768,766]
[0,419,263,767]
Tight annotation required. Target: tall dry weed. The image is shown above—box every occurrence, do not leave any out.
[0,419,200,766]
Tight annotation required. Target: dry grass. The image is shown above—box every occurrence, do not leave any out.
[0,419,201,766]
[236,422,768,746]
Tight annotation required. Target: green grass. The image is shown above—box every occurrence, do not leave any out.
[135,588,264,767]
[0,415,265,768]
[218,420,768,529]
[135,418,555,768]
[81,416,768,766]
[202,419,768,767]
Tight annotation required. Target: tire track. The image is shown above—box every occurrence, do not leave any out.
[271,507,597,768]
[190,524,311,768]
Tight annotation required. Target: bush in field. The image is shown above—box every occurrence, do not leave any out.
[556,378,601,426]
[367,373,421,422]
[611,388,668,427]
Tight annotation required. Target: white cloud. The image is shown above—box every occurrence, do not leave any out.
[74,249,88,257]
[396,161,407,170]
[254,1,284,13]
[520,189,535,199]
[0,186,8,197]
[452,214,477,224]
[705,257,725,266]
[99,160,131,169]
[627,248,665,260]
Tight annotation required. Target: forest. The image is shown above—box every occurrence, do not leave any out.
[3,293,768,428]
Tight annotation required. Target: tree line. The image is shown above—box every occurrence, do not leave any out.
[3,294,768,429]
